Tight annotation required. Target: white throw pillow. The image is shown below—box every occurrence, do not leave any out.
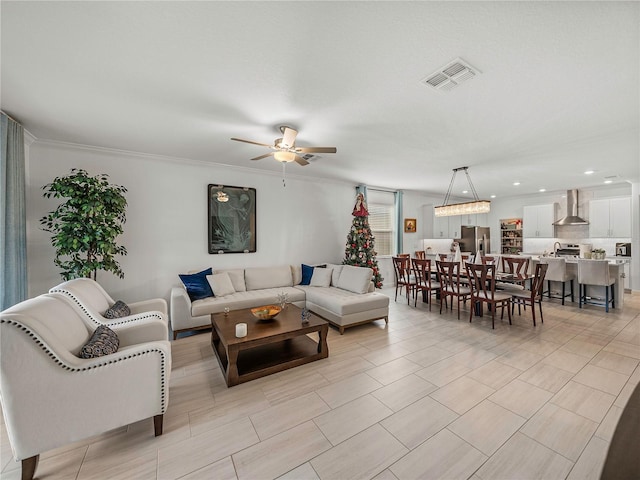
[207,273,236,297]
[326,264,344,286]
[217,268,246,292]
[310,267,333,287]
[336,265,373,294]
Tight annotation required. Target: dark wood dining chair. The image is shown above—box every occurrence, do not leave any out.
[511,263,549,326]
[480,255,496,265]
[465,262,512,329]
[438,253,450,261]
[414,250,426,259]
[397,253,411,258]
[436,261,470,319]
[411,258,440,309]
[501,256,530,278]
[499,256,531,291]
[392,256,416,304]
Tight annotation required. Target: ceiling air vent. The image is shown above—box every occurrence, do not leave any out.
[422,58,480,92]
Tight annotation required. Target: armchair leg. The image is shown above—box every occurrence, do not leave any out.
[154,414,164,437]
[21,455,38,480]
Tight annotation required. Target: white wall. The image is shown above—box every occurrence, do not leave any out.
[27,141,357,303]
[400,190,445,253]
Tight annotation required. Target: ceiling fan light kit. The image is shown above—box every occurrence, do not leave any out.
[434,166,491,217]
[273,151,296,163]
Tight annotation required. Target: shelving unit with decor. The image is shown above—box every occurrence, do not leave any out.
[500,218,523,254]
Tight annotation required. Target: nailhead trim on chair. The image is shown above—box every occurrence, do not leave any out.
[0,319,168,412]
[49,289,164,327]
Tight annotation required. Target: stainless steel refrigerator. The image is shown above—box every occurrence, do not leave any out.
[457,226,491,255]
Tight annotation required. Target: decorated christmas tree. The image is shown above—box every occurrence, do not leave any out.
[343,193,384,288]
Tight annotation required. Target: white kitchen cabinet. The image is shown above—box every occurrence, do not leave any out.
[431,209,486,239]
[589,198,631,238]
[523,204,556,238]
[433,215,449,238]
[449,216,462,239]
[475,213,488,226]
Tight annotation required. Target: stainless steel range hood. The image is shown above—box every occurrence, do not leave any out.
[553,189,589,226]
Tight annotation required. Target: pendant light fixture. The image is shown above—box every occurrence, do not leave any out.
[434,166,490,217]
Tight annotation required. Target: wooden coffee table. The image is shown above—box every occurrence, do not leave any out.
[210,305,328,387]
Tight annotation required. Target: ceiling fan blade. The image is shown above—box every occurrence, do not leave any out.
[294,147,337,154]
[231,137,273,148]
[251,152,274,161]
[294,155,309,166]
[281,127,298,148]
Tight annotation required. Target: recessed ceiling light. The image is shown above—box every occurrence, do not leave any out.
[462,190,468,194]
[604,180,613,184]
[584,170,594,175]
[513,182,520,186]
[490,195,496,198]
[539,188,546,192]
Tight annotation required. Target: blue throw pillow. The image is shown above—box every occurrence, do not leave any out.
[301,264,314,285]
[179,268,214,301]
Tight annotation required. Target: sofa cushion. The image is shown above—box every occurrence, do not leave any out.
[244,265,293,291]
[179,268,214,301]
[103,300,130,319]
[207,273,236,297]
[79,325,119,359]
[326,264,344,286]
[301,264,314,285]
[336,265,373,294]
[215,268,246,292]
[191,286,305,316]
[291,264,302,285]
[310,267,333,287]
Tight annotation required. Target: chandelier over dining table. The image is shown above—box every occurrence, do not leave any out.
[434,166,491,217]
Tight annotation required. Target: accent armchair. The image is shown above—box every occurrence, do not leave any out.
[49,278,169,342]
[0,294,171,480]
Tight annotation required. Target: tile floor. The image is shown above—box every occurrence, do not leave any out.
[1,288,639,480]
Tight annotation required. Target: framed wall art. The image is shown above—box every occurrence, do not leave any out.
[208,184,256,254]
[404,218,417,233]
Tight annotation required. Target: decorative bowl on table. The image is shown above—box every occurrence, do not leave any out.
[251,305,282,321]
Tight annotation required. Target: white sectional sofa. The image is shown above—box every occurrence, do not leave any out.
[170,264,389,338]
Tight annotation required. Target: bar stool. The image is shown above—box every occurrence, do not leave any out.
[577,259,615,312]
[541,257,575,305]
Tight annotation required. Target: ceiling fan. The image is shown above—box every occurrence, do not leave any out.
[231,126,337,166]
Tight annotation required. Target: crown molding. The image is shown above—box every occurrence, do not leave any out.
[23,129,37,146]
[31,138,356,188]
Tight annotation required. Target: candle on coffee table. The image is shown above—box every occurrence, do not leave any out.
[235,323,247,338]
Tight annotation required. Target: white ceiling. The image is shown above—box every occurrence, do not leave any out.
[2,1,639,199]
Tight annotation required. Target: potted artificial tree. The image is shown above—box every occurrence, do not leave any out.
[40,168,128,280]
